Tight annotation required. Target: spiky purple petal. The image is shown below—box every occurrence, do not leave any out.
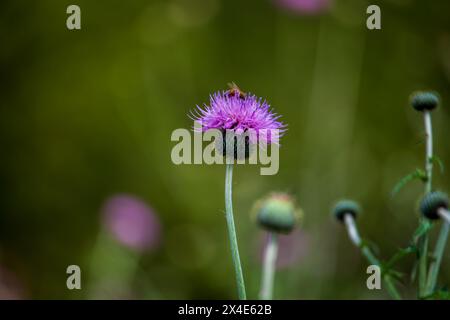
[191,91,286,144]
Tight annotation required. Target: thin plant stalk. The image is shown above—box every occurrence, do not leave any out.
[424,111,433,193]
[344,215,401,300]
[418,228,429,297]
[426,208,450,295]
[418,110,433,297]
[438,208,450,223]
[423,107,449,296]
[259,233,278,300]
[225,163,246,300]
[344,214,361,247]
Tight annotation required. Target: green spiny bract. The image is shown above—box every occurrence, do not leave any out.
[255,193,300,234]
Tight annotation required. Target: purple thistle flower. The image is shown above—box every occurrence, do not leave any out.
[190,84,286,145]
[102,194,162,252]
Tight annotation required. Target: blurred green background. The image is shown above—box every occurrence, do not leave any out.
[1,0,450,299]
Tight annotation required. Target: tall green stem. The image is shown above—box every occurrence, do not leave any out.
[418,234,428,297]
[422,110,450,296]
[418,111,433,297]
[259,233,278,300]
[225,163,246,300]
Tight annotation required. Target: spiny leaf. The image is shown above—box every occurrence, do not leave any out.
[412,220,433,245]
[384,269,405,283]
[391,169,427,196]
[385,245,417,269]
[430,155,445,174]
[381,246,416,285]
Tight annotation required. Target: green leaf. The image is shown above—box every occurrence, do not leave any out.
[412,220,433,244]
[381,246,416,286]
[430,155,445,174]
[384,269,405,282]
[427,252,437,263]
[385,245,417,270]
[424,287,450,300]
[391,169,427,196]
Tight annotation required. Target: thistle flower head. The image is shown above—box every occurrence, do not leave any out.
[254,193,301,234]
[333,200,360,223]
[410,91,440,112]
[420,191,449,220]
[190,84,286,145]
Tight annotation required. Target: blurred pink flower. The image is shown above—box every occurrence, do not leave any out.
[102,194,162,252]
[0,266,26,299]
[259,229,310,269]
[274,0,332,15]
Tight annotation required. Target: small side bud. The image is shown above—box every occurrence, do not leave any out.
[420,191,449,220]
[255,193,300,234]
[410,91,440,112]
[333,200,360,223]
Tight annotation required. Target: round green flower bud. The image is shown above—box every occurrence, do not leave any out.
[255,193,300,234]
[420,191,449,220]
[333,200,360,223]
[410,91,439,112]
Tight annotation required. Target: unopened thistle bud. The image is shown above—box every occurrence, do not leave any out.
[255,193,300,234]
[410,91,440,112]
[420,191,449,220]
[333,200,360,223]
